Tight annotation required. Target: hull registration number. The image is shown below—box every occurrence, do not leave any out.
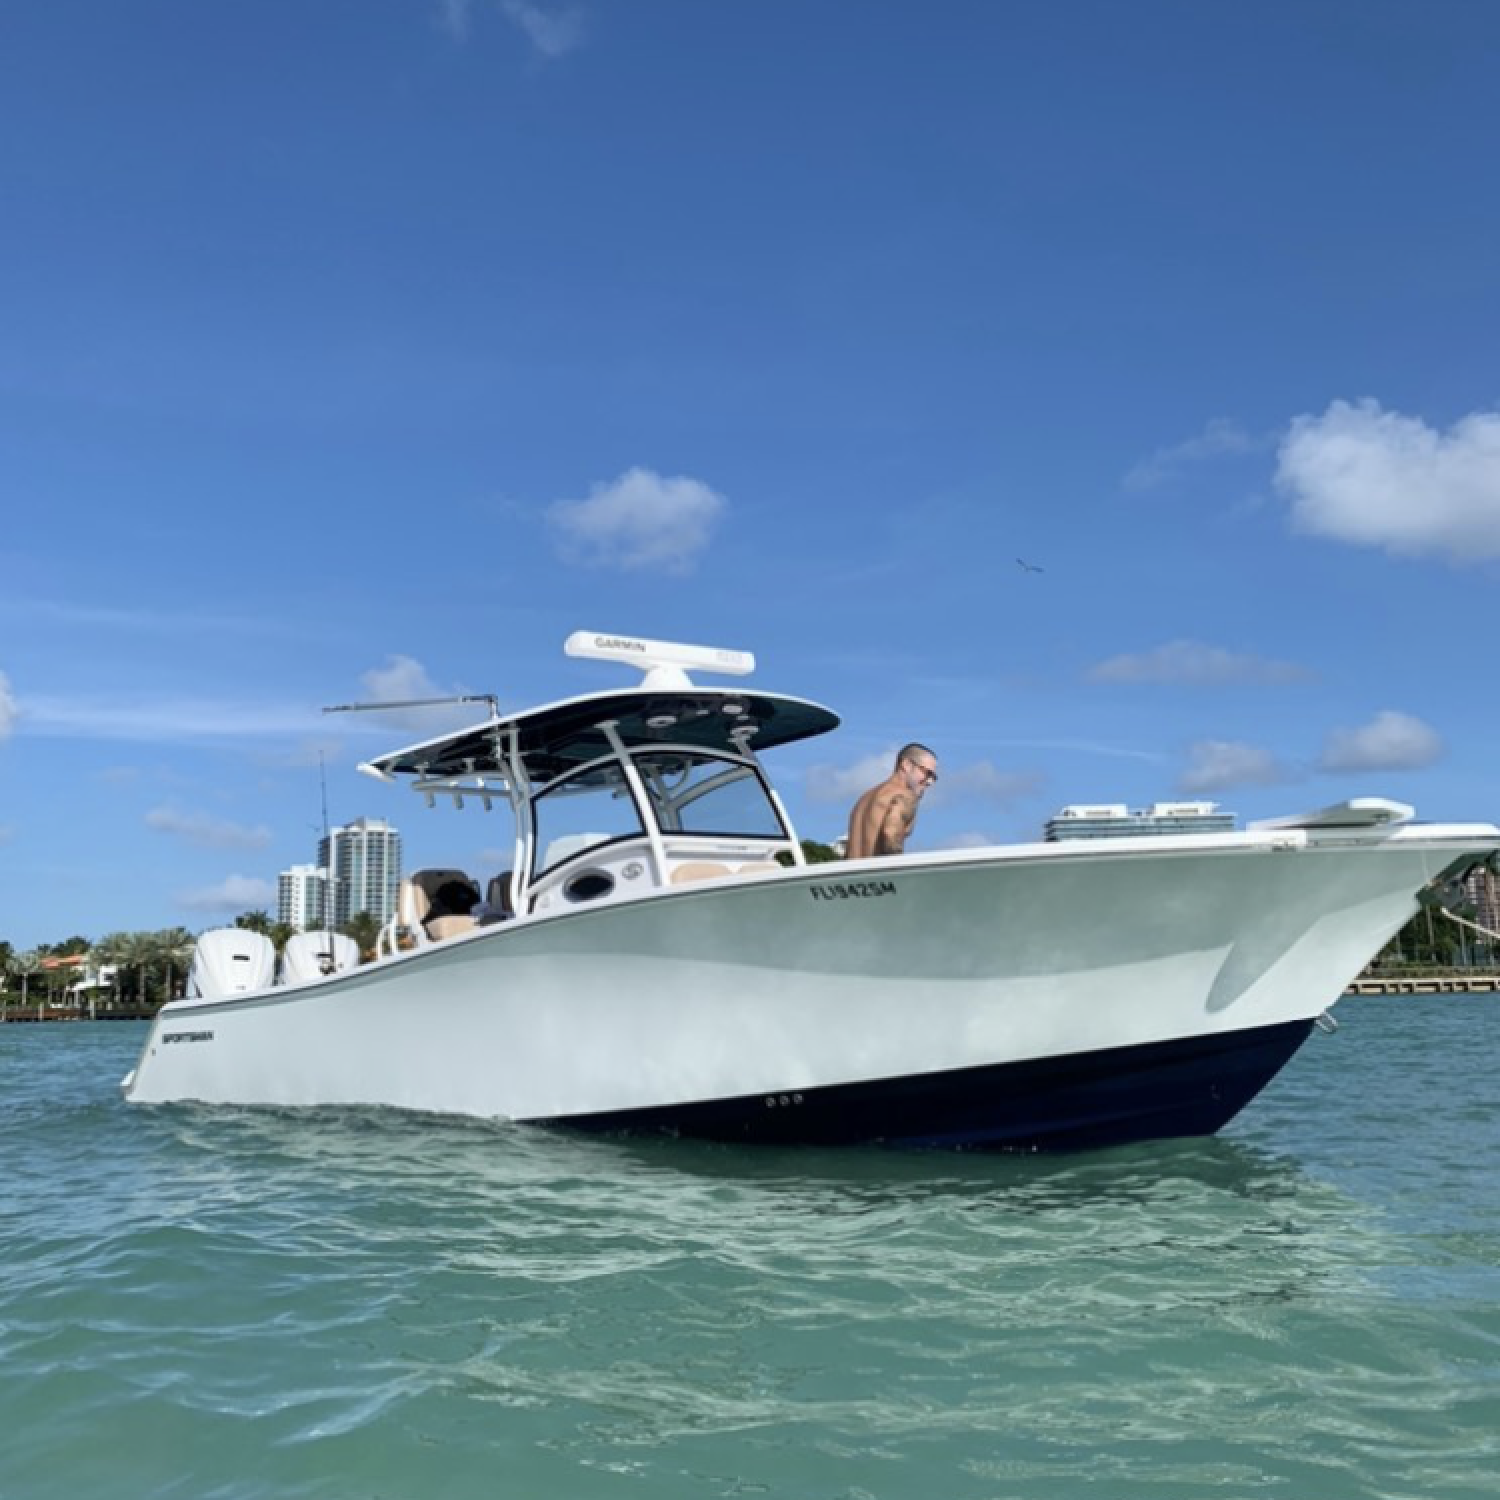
[809,880,896,902]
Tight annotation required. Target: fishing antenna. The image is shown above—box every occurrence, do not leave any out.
[322,694,501,717]
[318,752,336,971]
[319,750,331,844]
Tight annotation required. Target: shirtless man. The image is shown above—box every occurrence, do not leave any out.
[845,743,939,860]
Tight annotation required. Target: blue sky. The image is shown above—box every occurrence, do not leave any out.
[4,1,1500,949]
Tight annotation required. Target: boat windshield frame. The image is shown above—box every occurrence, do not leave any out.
[525,741,793,886]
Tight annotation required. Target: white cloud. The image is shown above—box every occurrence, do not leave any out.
[21,694,325,743]
[436,0,584,55]
[361,655,451,703]
[1319,710,1442,773]
[1124,418,1258,491]
[1275,399,1500,563]
[0,671,16,739]
[499,0,585,58]
[0,595,310,638]
[548,467,728,574]
[1088,640,1313,687]
[272,736,352,772]
[146,807,273,850]
[991,737,1169,766]
[927,762,1044,810]
[357,656,489,734]
[22,665,480,747]
[804,750,1040,810]
[439,0,472,39]
[177,875,277,914]
[1179,740,1292,794]
[804,750,900,805]
[933,831,1000,850]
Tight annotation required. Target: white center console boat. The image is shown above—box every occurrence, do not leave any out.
[122,632,1500,1151]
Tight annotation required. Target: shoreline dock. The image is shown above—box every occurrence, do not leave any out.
[1345,973,1500,995]
[0,1006,160,1024]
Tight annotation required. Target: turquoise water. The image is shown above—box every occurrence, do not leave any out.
[3,999,1498,1500]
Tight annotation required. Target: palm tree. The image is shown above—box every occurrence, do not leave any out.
[123,932,163,1009]
[90,933,132,1010]
[6,950,42,1018]
[341,911,381,962]
[90,932,160,1010]
[156,928,197,1004]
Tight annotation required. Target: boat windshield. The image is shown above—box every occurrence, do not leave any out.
[531,762,644,877]
[530,751,788,878]
[634,751,785,838]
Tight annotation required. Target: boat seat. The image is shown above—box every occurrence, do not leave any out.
[670,860,782,885]
[475,871,515,924]
[400,868,482,943]
[426,913,478,941]
[671,862,733,884]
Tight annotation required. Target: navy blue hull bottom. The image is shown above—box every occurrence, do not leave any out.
[540,1019,1316,1152]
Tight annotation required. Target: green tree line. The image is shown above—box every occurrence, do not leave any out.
[1369,899,1492,973]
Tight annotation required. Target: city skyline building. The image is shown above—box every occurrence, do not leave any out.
[277,863,330,932]
[1463,865,1500,940]
[317,817,402,927]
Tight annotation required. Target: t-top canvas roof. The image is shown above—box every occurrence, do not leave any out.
[363,687,841,787]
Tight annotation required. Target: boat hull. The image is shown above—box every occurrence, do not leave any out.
[122,829,1490,1150]
[544,1018,1316,1151]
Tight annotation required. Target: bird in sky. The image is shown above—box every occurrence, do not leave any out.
[1016,557,1044,573]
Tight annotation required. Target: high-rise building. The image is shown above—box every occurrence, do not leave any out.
[318,817,402,926]
[1463,865,1500,938]
[278,864,330,931]
[1045,801,1237,842]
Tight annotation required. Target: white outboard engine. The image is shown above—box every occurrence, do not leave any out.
[279,931,360,986]
[186,928,276,999]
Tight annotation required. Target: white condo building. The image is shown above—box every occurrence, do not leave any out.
[1045,801,1237,842]
[317,817,402,926]
[278,864,331,932]
[1463,865,1500,938]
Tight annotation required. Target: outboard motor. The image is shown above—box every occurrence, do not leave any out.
[279,931,360,986]
[186,929,276,998]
